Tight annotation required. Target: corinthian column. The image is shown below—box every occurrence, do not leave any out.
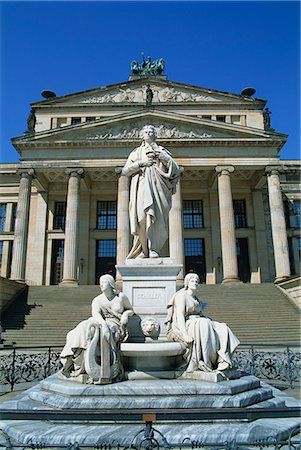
[115,168,130,282]
[10,169,34,282]
[169,176,184,282]
[60,168,84,286]
[265,166,290,282]
[216,166,240,283]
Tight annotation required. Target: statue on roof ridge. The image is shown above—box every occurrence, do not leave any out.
[131,53,165,76]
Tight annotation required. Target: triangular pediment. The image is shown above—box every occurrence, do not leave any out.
[32,78,265,107]
[13,111,285,147]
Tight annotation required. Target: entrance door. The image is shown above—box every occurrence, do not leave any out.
[184,238,206,283]
[236,238,250,283]
[95,239,116,284]
[50,240,64,285]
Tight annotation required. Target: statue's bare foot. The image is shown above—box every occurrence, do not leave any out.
[149,250,159,258]
[137,252,146,258]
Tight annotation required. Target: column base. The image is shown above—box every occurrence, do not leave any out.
[222,277,242,284]
[9,277,26,284]
[274,275,290,283]
[59,279,79,287]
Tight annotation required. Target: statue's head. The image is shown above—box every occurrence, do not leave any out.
[99,274,118,294]
[141,125,156,143]
[184,273,200,290]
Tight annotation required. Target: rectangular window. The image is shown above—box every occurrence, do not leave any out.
[202,115,211,120]
[86,117,96,122]
[233,200,247,228]
[0,241,3,271]
[216,115,226,122]
[57,118,68,128]
[71,117,81,125]
[183,200,204,229]
[53,202,66,230]
[184,238,204,256]
[0,204,7,231]
[231,115,241,125]
[97,201,117,230]
[11,204,17,231]
[284,200,291,228]
[97,239,116,257]
[184,238,206,283]
[293,200,301,228]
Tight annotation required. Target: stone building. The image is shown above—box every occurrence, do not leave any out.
[0,71,300,287]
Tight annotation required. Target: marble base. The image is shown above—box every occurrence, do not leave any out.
[1,374,299,446]
[117,262,182,338]
[178,368,241,382]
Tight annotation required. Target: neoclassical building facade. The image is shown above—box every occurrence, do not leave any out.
[0,74,300,286]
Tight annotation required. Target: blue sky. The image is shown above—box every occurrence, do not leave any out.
[0,1,300,162]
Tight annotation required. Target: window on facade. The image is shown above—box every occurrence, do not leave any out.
[184,238,204,257]
[297,237,301,262]
[97,239,116,257]
[233,200,247,228]
[57,118,68,128]
[53,202,66,230]
[284,200,291,228]
[0,241,3,271]
[0,204,7,231]
[231,115,241,125]
[216,116,226,122]
[97,201,117,229]
[86,117,96,122]
[202,115,211,120]
[183,200,204,229]
[71,117,81,125]
[11,204,17,231]
[293,200,301,228]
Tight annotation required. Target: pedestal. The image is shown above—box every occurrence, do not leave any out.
[117,259,182,339]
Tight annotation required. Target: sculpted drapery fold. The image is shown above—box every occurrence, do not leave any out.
[122,125,180,258]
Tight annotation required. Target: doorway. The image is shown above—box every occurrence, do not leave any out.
[95,239,116,284]
[50,240,64,285]
[184,238,206,283]
[236,238,251,283]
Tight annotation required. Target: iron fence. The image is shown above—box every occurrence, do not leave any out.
[0,344,300,391]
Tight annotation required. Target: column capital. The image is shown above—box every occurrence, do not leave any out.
[215,165,235,176]
[16,168,35,179]
[65,168,84,178]
[265,165,286,176]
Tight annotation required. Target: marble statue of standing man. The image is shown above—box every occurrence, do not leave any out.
[122,125,180,259]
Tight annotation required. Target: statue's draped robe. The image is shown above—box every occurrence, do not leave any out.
[166,290,240,372]
[122,142,180,258]
[60,296,126,380]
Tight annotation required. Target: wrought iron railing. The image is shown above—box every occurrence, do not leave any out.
[0,344,300,391]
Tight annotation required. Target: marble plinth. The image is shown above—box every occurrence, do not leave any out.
[0,374,300,446]
[117,261,182,338]
[121,341,185,371]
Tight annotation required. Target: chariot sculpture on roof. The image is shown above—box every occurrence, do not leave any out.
[131,53,165,76]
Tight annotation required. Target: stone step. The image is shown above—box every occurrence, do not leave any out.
[1,374,300,446]
[2,284,300,346]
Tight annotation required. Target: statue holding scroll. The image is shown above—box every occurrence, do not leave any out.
[122,125,180,258]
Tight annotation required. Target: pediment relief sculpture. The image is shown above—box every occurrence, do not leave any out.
[78,85,222,104]
[81,123,215,141]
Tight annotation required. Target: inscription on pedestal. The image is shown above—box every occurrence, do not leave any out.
[133,287,165,308]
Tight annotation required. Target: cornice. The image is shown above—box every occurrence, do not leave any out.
[30,77,266,107]
[11,108,287,144]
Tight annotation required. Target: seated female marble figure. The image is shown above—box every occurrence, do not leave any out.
[166,273,240,373]
[60,274,134,383]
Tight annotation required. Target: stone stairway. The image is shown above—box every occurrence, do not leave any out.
[1,284,300,347]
